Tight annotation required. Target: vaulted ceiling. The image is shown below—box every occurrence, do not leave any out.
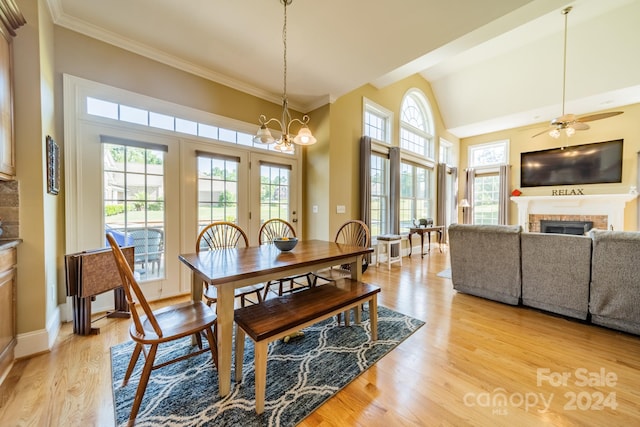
[48,0,640,138]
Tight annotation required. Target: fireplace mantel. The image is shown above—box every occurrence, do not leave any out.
[510,193,638,232]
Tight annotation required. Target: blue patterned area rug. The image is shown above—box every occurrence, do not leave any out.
[111,305,424,427]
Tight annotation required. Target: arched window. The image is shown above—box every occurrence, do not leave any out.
[400,90,434,159]
[398,89,435,232]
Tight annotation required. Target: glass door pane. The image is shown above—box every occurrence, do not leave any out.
[197,156,239,229]
[104,143,166,281]
[250,153,298,245]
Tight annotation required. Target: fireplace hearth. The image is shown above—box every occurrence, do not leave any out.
[540,220,593,235]
[511,194,638,233]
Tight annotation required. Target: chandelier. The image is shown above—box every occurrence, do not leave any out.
[253,0,316,152]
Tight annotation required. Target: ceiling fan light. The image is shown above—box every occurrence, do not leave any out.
[549,129,561,139]
[565,126,576,137]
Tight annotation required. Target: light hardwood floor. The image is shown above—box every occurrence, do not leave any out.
[1,248,640,426]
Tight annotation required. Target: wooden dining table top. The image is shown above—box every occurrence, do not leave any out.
[178,239,373,284]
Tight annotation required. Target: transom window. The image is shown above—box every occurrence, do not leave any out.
[439,138,455,166]
[400,90,434,158]
[469,140,509,167]
[363,98,393,144]
[87,96,287,153]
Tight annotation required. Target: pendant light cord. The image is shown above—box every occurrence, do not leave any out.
[561,6,572,117]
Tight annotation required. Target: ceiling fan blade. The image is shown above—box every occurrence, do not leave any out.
[552,114,576,124]
[572,122,590,130]
[531,127,554,138]
[577,111,623,122]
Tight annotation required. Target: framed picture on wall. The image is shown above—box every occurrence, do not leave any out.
[46,135,59,195]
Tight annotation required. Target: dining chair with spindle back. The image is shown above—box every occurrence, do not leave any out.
[258,218,313,298]
[196,221,264,307]
[106,233,218,423]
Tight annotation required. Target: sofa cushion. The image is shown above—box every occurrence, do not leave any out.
[521,233,592,319]
[589,230,640,335]
[448,224,522,305]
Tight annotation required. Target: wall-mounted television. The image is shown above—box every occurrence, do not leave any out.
[520,139,623,187]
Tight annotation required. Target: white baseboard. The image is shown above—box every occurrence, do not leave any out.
[15,305,61,358]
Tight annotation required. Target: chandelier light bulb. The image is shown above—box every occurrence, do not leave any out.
[293,124,317,145]
[549,129,561,139]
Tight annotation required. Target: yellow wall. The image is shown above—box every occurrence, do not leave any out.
[460,103,640,229]
[326,75,459,238]
[303,104,330,240]
[13,0,53,336]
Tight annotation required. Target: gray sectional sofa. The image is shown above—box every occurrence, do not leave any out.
[448,224,640,335]
[590,230,640,335]
[521,232,592,320]
[448,224,522,305]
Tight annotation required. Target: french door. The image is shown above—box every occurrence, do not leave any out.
[71,123,181,303]
[249,152,299,245]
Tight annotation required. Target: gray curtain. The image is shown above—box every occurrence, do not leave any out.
[451,166,458,225]
[359,136,372,263]
[436,163,447,242]
[389,147,401,235]
[498,164,511,225]
[464,168,475,224]
[389,147,401,257]
[359,136,372,229]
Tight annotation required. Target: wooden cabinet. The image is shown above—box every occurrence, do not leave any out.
[0,32,15,179]
[0,0,26,180]
[0,246,17,382]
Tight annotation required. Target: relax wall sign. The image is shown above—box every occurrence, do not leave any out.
[551,189,585,196]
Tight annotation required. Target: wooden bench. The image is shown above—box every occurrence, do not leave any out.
[233,278,381,414]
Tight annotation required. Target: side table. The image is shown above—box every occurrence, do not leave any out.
[408,226,444,258]
[376,234,403,269]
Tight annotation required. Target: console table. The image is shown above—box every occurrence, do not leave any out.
[408,226,444,257]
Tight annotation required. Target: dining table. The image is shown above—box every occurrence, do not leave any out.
[178,239,373,397]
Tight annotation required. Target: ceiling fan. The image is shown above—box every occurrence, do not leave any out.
[532,6,622,139]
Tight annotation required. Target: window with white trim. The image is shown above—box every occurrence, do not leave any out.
[473,173,500,225]
[468,140,508,225]
[400,90,434,159]
[400,161,433,232]
[439,138,454,166]
[370,153,389,236]
[363,98,392,144]
[86,96,289,153]
[469,140,509,168]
